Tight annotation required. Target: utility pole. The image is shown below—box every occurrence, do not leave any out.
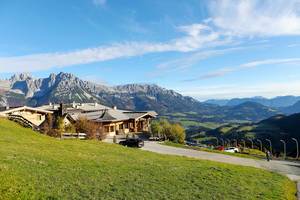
[240,139,246,149]
[248,139,254,149]
[266,139,272,153]
[233,139,237,147]
[257,139,263,152]
[292,138,299,160]
[215,137,219,146]
[226,139,231,147]
[220,138,224,147]
[280,140,286,160]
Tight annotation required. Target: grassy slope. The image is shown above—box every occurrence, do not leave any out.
[0,119,296,200]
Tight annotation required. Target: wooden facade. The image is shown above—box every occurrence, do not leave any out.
[96,115,153,136]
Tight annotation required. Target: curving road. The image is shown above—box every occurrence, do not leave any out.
[142,141,300,181]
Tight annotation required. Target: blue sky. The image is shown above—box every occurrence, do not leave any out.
[1,0,300,100]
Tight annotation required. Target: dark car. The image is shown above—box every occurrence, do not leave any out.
[119,138,144,148]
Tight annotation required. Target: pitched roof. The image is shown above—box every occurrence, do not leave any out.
[37,103,111,112]
[0,106,53,115]
[36,104,60,111]
[124,111,158,119]
[68,111,105,121]
[67,109,158,123]
[72,103,111,112]
[36,102,157,123]
[97,109,129,122]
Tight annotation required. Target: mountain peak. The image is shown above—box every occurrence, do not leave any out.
[234,101,268,108]
[57,72,75,78]
[9,73,33,82]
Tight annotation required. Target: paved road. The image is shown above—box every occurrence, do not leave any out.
[142,141,300,181]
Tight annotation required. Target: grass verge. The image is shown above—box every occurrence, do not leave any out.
[163,141,266,160]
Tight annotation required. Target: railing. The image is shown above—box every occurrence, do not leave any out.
[8,114,39,131]
[61,133,87,139]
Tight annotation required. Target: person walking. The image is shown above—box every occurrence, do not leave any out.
[266,150,271,162]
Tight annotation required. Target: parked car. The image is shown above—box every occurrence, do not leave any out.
[119,138,144,148]
[149,136,165,141]
[215,146,225,151]
[224,147,240,153]
[149,136,160,141]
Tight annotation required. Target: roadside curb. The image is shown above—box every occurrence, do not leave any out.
[286,175,300,199]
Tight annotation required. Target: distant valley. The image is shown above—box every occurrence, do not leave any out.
[187,113,300,156]
[205,96,300,115]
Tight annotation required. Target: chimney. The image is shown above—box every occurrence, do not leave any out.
[112,106,117,110]
[72,101,76,108]
[94,102,98,106]
[59,103,64,116]
[5,105,9,110]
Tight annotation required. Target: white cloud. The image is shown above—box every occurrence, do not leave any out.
[147,47,237,79]
[0,24,222,73]
[1,0,300,73]
[154,44,267,75]
[169,24,221,52]
[184,58,300,81]
[153,0,300,77]
[184,68,235,81]
[156,47,239,71]
[209,0,300,37]
[177,81,300,100]
[240,58,300,68]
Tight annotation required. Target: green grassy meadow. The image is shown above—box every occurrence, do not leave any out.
[0,118,296,199]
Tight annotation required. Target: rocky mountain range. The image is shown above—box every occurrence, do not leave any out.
[0,72,294,122]
[0,72,217,114]
[205,96,300,108]
[281,101,300,115]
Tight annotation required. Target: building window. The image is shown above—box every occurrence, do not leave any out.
[104,126,109,133]
[119,124,123,129]
[110,126,114,132]
[124,123,128,129]
[37,115,42,120]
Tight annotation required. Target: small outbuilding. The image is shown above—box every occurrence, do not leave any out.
[0,106,53,128]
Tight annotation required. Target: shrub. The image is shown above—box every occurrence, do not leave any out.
[151,120,162,137]
[56,117,65,134]
[75,117,106,140]
[46,129,61,138]
[65,124,76,133]
[41,114,57,136]
[170,123,185,144]
[159,119,172,139]
[151,119,185,143]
